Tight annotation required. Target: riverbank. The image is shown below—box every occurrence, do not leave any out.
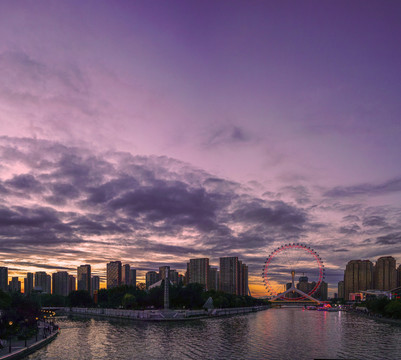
[348,309,401,327]
[0,326,59,360]
[60,305,269,321]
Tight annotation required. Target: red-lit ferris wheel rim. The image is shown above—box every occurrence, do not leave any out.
[262,243,325,300]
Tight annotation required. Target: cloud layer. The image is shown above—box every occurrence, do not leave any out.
[1,137,401,295]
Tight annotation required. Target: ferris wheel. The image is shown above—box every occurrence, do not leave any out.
[262,243,325,301]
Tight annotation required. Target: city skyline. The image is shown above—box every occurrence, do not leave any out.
[0,1,401,297]
[2,253,401,299]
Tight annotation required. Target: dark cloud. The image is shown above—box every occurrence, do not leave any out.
[324,178,401,198]
[338,224,360,235]
[5,174,44,193]
[231,201,307,232]
[375,233,401,245]
[10,261,75,271]
[332,248,349,252]
[342,215,360,222]
[203,124,253,147]
[108,183,222,233]
[362,216,387,227]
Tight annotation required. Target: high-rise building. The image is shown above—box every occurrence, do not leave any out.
[0,267,8,292]
[208,267,219,291]
[220,257,238,294]
[297,276,311,294]
[91,276,100,297]
[122,264,131,285]
[169,270,179,285]
[314,281,328,301]
[338,280,344,299]
[68,275,76,294]
[146,271,159,289]
[344,260,374,300]
[159,266,170,281]
[130,269,136,287]
[374,256,397,291]
[185,263,190,285]
[397,265,401,287]
[77,265,91,293]
[189,258,209,290]
[107,261,121,289]
[35,272,51,293]
[239,263,248,296]
[46,274,51,293]
[52,272,69,296]
[9,277,21,293]
[24,273,34,295]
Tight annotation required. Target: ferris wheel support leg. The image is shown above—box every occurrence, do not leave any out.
[270,286,322,304]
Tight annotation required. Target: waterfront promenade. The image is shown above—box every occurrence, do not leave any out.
[0,323,58,360]
[61,305,269,321]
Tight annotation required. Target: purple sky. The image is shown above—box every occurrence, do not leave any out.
[0,1,400,296]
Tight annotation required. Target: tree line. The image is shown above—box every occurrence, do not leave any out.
[363,297,401,319]
[70,282,269,309]
[1,282,269,310]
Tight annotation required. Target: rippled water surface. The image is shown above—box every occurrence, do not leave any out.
[27,308,401,359]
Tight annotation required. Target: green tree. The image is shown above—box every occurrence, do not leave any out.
[97,289,109,308]
[40,294,66,307]
[366,296,390,315]
[68,290,93,307]
[384,300,401,319]
[147,286,163,308]
[122,294,137,309]
[0,289,11,309]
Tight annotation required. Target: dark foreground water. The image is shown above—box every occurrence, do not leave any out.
[27,308,401,360]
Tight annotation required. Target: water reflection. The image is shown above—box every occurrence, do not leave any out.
[26,309,401,360]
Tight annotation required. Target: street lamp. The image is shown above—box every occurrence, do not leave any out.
[24,319,28,347]
[8,321,13,353]
[35,318,39,341]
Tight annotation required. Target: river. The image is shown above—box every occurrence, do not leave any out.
[26,308,401,359]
